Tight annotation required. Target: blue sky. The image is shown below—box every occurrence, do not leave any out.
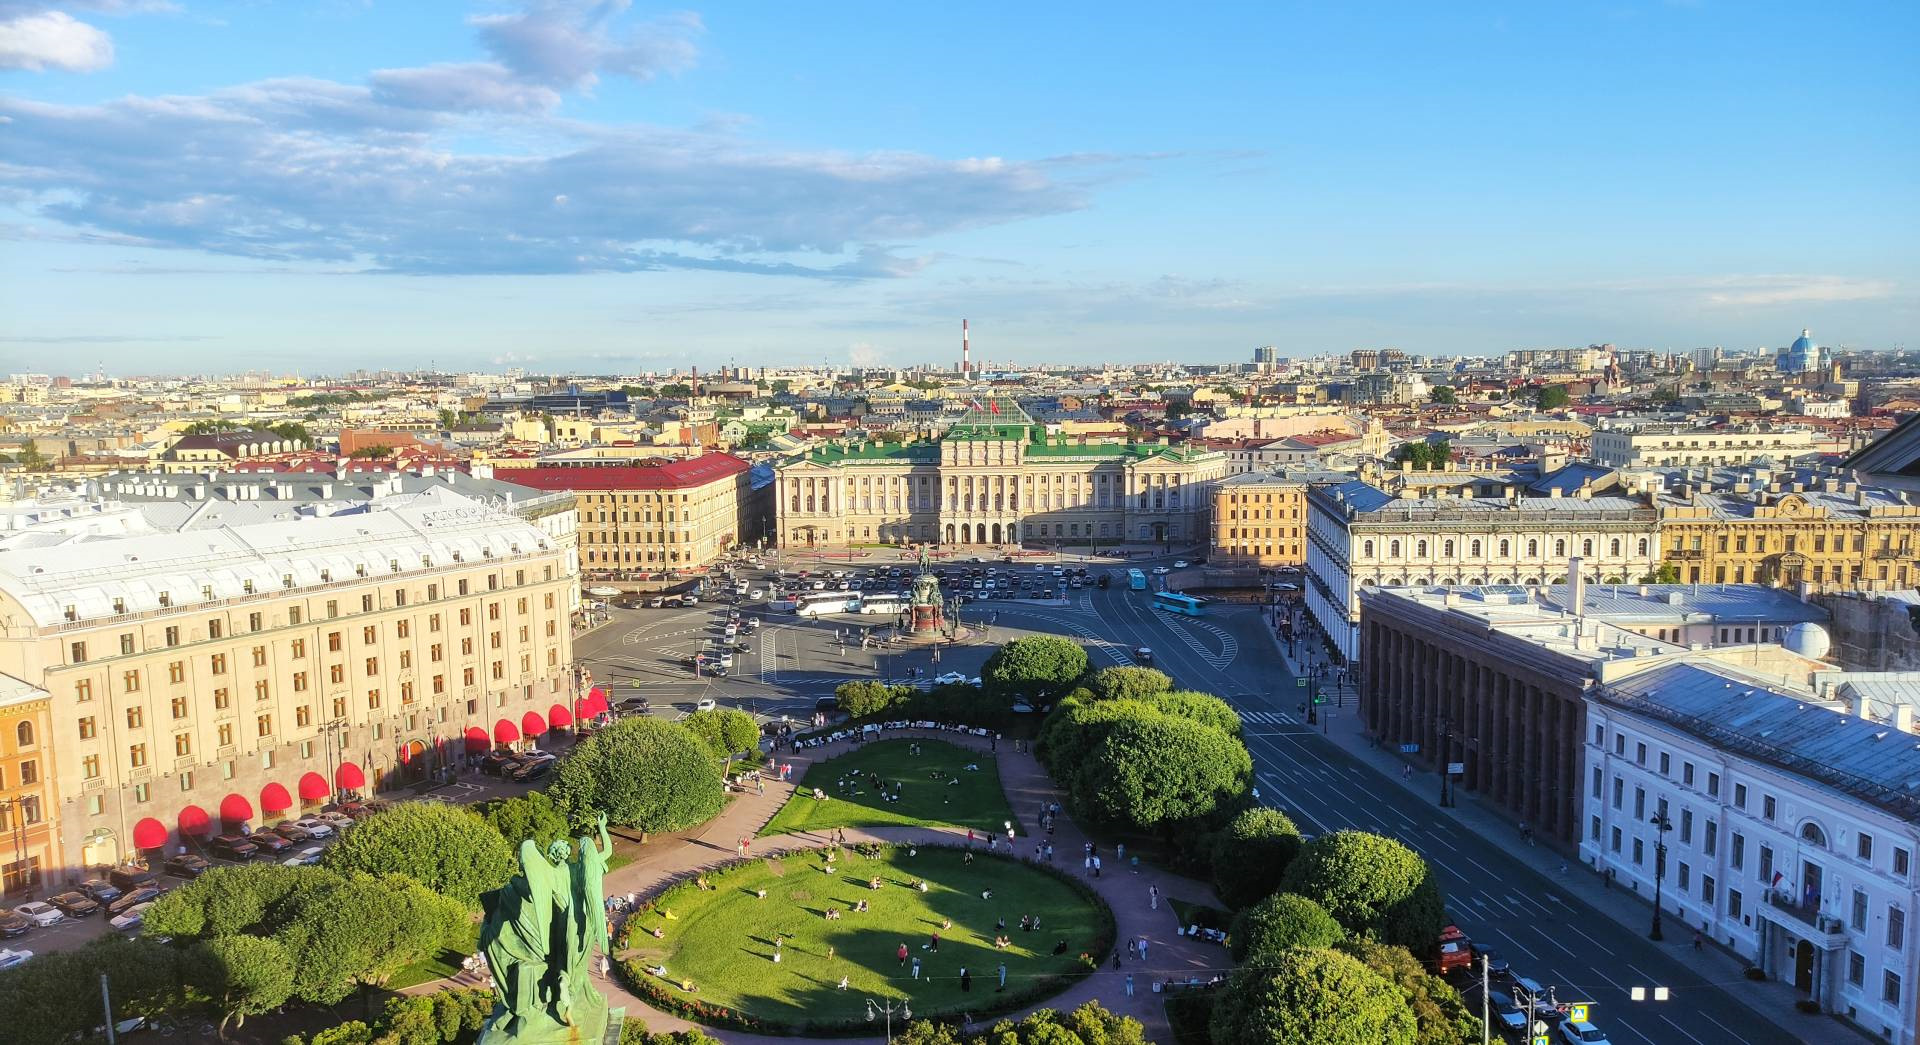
[1,1,1914,375]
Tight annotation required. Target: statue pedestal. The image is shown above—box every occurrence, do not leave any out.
[909,603,942,634]
[477,985,610,1045]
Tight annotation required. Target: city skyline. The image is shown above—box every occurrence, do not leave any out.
[2,1,1915,372]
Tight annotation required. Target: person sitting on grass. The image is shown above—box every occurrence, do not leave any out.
[994,934,1010,949]
[651,964,669,978]
[855,899,870,913]
[825,907,841,920]
[941,917,952,930]
[1051,939,1068,956]
[869,876,884,890]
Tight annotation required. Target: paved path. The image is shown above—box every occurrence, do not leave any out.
[576,730,1222,1043]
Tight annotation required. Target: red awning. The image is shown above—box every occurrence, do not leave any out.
[494,718,520,744]
[219,793,253,823]
[133,817,168,849]
[548,703,573,728]
[298,771,330,801]
[335,761,366,789]
[521,710,547,736]
[179,804,213,836]
[464,726,491,753]
[260,782,293,813]
[582,688,608,716]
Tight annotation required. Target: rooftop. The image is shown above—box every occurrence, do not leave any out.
[498,452,750,492]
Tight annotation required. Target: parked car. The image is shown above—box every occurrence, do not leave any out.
[933,671,970,686]
[272,821,313,844]
[245,831,293,855]
[107,866,158,893]
[0,909,30,937]
[1173,560,1190,569]
[293,816,335,838]
[507,758,554,783]
[1558,1021,1612,1045]
[209,835,260,862]
[13,902,63,927]
[49,892,101,918]
[109,901,155,932]
[108,886,162,916]
[78,879,123,904]
[315,811,355,832]
[165,852,212,875]
[1485,990,1528,1037]
[695,698,717,713]
[1471,943,1509,979]
[1152,565,1171,575]
[283,847,326,867]
[0,948,32,971]
[478,753,524,777]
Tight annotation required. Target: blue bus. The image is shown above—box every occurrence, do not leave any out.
[1151,591,1206,616]
[1127,568,1147,591]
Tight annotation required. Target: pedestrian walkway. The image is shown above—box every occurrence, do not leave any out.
[1257,623,1840,1045]
[561,730,1227,1044]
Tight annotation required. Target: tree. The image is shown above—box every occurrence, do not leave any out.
[266,421,312,445]
[0,936,184,1045]
[482,791,570,854]
[1338,940,1480,1045]
[982,636,1088,707]
[187,935,296,1038]
[1536,384,1571,410]
[1148,690,1242,737]
[660,383,693,398]
[1428,385,1458,405]
[144,862,335,939]
[349,444,394,459]
[1210,946,1416,1045]
[681,708,758,763]
[1212,807,1305,910]
[836,679,899,718]
[1035,694,1149,779]
[277,872,467,1005]
[1280,831,1445,950]
[548,717,725,836]
[322,801,513,909]
[1074,714,1252,832]
[1644,562,1682,583]
[17,439,47,471]
[1229,892,1344,962]
[1087,666,1172,702]
[976,1001,1149,1045]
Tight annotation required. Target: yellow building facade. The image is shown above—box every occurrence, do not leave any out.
[1657,481,1920,591]
[1211,474,1307,568]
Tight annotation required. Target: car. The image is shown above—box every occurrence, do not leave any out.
[1097,575,1110,588]
[508,758,554,783]
[107,886,162,916]
[748,588,765,600]
[246,831,293,855]
[315,811,355,832]
[479,752,525,777]
[283,847,326,867]
[0,909,29,937]
[14,901,64,927]
[695,698,717,713]
[272,821,313,843]
[1470,943,1509,979]
[1271,582,1301,592]
[1558,1021,1612,1045]
[49,891,101,918]
[209,834,261,862]
[78,879,123,904]
[107,866,159,893]
[933,671,970,686]
[815,696,838,713]
[1152,565,1170,575]
[718,652,734,669]
[1133,647,1154,665]
[1486,991,1528,1036]
[110,902,156,932]
[0,948,32,971]
[158,853,208,880]
[293,816,335,839]
[1173,559,1190,568]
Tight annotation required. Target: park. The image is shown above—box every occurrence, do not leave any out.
[759,737,1020,838]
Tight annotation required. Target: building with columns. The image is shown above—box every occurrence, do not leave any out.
[774,403,1227,550]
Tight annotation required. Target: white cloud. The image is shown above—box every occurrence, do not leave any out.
[370,62,561,114]
[472,1,701,90]
[0,10,114,71]
[1696,274,1896,308]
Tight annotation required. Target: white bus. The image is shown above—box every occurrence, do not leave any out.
[794,591,860,617]
[858,594,906,615]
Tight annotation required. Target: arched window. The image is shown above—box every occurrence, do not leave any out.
[1416,540,1428,557]
[1471,540,1483,557]
[1444,540,1455,557]
[1499,539,1511,558]
[1364,540,1375,558]
[1583,539,1594,556]
[1555,539,1567,557]
[1527,539,1539,558]
[1638,538,1650,556]
[14,721,32,747]
[1611,538,1622,557]
[1390,540,1402,558]
[1800,822,1828,849]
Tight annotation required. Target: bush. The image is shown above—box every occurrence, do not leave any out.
[322,802,513,909]
[982,636,1089,707]
[1230,893,1345,962]
[1088,666,1172,702]
[1212,807,1303,909]
[1073,714,1252,833]
[1149,691,1243,737]
[481,791,570,854]
[1210,946,1416,1045]
[549,717,726,835]
[1280,831,1445,951]
[682,708,760,761]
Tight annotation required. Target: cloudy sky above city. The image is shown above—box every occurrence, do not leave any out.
[1,1,1914,375]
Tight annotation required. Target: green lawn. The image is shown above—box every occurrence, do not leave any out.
[388,920,481,990]
[760,738,1018,838]
[619,845,1105,1030]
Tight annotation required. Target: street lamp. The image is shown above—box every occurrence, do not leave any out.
[1648,808,1673,940]
[866,996,911,1043]
[1437,715,1455,808]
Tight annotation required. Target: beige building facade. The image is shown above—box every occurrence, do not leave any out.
[1211,473,1307,568]
[500,453,763,572]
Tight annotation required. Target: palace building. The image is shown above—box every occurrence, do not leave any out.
[774,402,1228,549]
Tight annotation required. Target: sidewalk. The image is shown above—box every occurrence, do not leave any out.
[1257,622,1835,1045]
[576,731,1225,1044]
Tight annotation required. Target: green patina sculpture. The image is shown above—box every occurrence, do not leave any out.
[478,812,615,1044]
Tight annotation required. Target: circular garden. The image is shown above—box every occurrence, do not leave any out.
[618,843,1112,1035]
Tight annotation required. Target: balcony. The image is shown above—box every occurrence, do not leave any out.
[1762,890,1850,949]
[1671,548,1705,560]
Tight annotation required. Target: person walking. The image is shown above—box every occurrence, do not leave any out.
[959,967,972,993]
[997,962,1007,991]
[1149,884,1158,910]
[897,942,909,967]
[911,956,921,980]
[1125,973,1134,997]
[930,931,941,952]
[1126,938,1137,961]
[1137,936,1149,962]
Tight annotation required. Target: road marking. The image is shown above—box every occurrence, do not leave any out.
[1658,1014,1711,1045]
[1696,1011,1747,1043]
[1563,923,1616,957]
[1532,928,1577,958]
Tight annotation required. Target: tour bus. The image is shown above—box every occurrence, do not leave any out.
[858,593,907,615]
[1150,590,1206,616]
[766,593,800,612]
[1126,568,1147,591]
[794,591,860,617]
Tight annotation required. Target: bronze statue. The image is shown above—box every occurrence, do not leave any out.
[478,813,618,1044]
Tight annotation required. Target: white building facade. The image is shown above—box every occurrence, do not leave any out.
[1591,426,1818,469]
[1582,662,1920,1045]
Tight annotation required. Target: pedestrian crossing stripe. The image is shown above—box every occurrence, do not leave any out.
[1241,710,1297,725]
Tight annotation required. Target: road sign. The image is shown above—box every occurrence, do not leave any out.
[1567,1003,1591,1022]
[1532,1037,1550,1045]
[1400,743,1420,754]
[1295,678,1307,688]
[1447,762,1466,775]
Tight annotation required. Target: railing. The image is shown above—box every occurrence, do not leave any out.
[1765,891,1849,939]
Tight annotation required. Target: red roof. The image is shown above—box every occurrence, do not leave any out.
[500,453,750,492]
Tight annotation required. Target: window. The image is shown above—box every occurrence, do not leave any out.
[77,716,96,740]
[122,669,142,692]
[1613,777,1624,809]
[75,678,92,702]
[1898,848,1912,879]
[1728,888,1742,921]
[1704,821,1717,856]
[1683,761,1695,787]
[210,653,227,675]
[1849,951,1865,987]
[132,782,150,804]
[1759,845,1773,887]
[1635,742,1647,765]
[125,706,143,729]
[1732,832,1745,869]
[1614,734,1625,755]
[207,619,223,639]
[170,696,187,720]
[70,640,88,663]
[1890,907,1906,952]
[213,687,230,710]
[1701,874,1715,903]
[1854,890,1870,931]
[1763,795,1777,821]
[1680,808,1693,844]
[251,646,266,668]
[164,626,179,646]
[1734,783,1747,809]
[1592,767,1603,797]
[82,754,100,780]
[1634,787,1645,819]
[293,671,308,693]
[1678,862,1691,891]
[1708,772,1720,798]
[17,761,35,785]
[1610,826,1622,852]
[217,723,233,747]
[248,611,262,632]
[1633,838,1644,865]
[1860,833,1875,862]
[173,733,191,757]
[1885,971,1901,1006]
[129,743,147,768]
[256,714,273,738]
[120,634,134,655]
[1659,752,1670,775]
[167,661,186,685]
[328,631,342,652]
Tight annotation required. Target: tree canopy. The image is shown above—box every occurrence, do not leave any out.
[1229,892,1344,962]
[548,716,725,834]
[1280,831,1445,950]
[1074,713,1251,831]
[1536,384,1571,410]
[1428,385,1458,405]
[1212,807,1306,910]
[1339,939,1481,1045]
[981,636,1089,706]
[681,707,760,761]
[186,935,297,1037]
[321,800,513,909]
[1210,946,1417,1045]
[0,935,183,1045]
[1087,665,1173,702]
[1148,690,1242,737]
[482,791,571,855]
[1393,440,1453,471]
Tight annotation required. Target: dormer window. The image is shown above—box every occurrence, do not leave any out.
[112,597,126,614]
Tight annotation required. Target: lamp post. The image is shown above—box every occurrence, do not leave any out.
[866,996,911,1044]
[1437,715,1454,808]
[1648,808,1673,940]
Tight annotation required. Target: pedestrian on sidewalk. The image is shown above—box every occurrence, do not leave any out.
[1126,938,1137,961]
[1116,842,1125,865]
[1137,936,1149,962]
[1149,884,1158,910]
[1125,973,1134,997]
[1692,930,1704,951]
[1402,763,1412,780]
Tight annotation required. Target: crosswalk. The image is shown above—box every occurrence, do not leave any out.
[1241,710,1299,727]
